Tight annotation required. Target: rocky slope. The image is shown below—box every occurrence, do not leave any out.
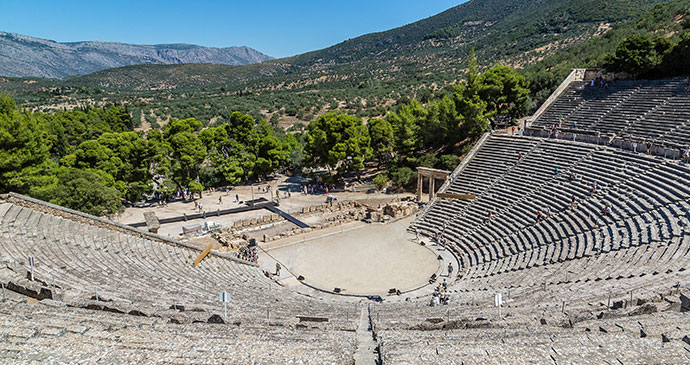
[0,32,272,78]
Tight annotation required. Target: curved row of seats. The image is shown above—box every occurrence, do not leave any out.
[532,78,690,145]
[0,199,353,329]
[379,310,690,364]
[0,300,355,364]
[411,135,690,321]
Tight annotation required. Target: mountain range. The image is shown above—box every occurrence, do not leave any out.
[0,32,273,78]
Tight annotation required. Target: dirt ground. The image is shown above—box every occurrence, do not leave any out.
[259,215,439,296]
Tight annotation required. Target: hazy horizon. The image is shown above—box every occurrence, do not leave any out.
[2,0,465,58]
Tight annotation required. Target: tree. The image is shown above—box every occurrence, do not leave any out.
[415,153,439,168]
[387,107,420,157]
[367,118,394,165]
[438,154,460,171]
[188,181,204,199]
[163,118,207,187]
[373,174,388,191]
[453,50,491,136]
[389,167,415,188]
[304,111,372,172]
[604,34,665,76]
[658,32,690,76]
[0,94,56,195]
[48,167,123,217]
[478,64,530,122]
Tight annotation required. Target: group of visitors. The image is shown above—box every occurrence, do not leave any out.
[590,75,609,89]
[430,279,451,306]
[434,231,448,247]
[510,124,523,136]
[303,183,335,195]
[193,201,204,212]
[238,245,258,263]
[433,222,448,247]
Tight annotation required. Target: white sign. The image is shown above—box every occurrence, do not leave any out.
[494,293,502,307]
[219,291,231,303]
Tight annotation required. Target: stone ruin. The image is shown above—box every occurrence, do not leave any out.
[366,201,418,223]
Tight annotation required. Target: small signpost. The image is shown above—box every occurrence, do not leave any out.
[28,256,35,281]
[495,292,503,320]
[219,291,231,319]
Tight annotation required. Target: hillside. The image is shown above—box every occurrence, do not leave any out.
[0,32,273,78]
[0,0,675,127]
[71,0,665,90]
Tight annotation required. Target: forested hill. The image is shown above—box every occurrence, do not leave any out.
[0,32,273,79]
[69,0,665,91]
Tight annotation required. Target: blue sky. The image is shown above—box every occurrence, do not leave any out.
[2,0,465,58]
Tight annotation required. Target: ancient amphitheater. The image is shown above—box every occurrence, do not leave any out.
[2,70,690,364]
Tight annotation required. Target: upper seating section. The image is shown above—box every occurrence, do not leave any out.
[531,78,690,145]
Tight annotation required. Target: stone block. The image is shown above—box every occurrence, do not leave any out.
[207,314,225,324]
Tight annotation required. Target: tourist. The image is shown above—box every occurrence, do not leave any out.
[536,210,542,224]
[447,263,453,276]
[573,120,577,128]
[554,167,559,175]
[646,142,652,155]
[235,193,239,203]
[591,181,600,194]
[198,202,203,212]
[603,204,612,216]
[684,146,690,163]
[512,125,516,135]
[554,129,559,139]
[275,262,281,276]
[487,211,492,221]
[544,206,551,219]
[218,195,222,205]
[570,195,577,209]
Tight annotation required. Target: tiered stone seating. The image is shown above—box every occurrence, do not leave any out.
[0,196,354,330]
[0,299,355,363]
[409,134,690,340]
[379,310,690,364]
[532,79,690,145]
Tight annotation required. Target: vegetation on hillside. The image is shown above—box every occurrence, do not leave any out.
[0,60,529,216]
[0,0,667,129]
[522,0,690,108]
